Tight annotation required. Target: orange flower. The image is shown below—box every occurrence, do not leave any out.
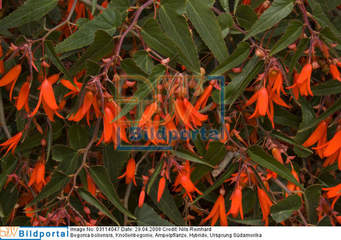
[157,177,166,202]
[173,161,202,201]
[287,166,301,197]
[245,87,268,119]
[272,148,284,164]
[288,63,313,97]
[322,184,341,209]
[174,98,208,129]
[227,185,244,219]
[138,189,146,208]
[201,190,227,226]
[268,68,286,96]
[242,0,251,5]
[329,64,341,81]
[29,74,63,121]
[138,102,157,127]
[0,64,22,100]
[28,161,46,192]
[118,158,137,186]
[16,81,30,111]
[322,130,341,170]
[87,173,96,196]
[303,120,328,158]
[60,78,82,97]
[69,91,100,124]
[0,131,23,155]
[195,84,213,110]
[257,187,273,226]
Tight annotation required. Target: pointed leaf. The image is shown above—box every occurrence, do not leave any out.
[172,150,214,168]
[270,195,301,223]
[186,0,229,63]
[89,166,136,219]
[135,204,173,226]
[244,0,295,40]
[304,185,322,224]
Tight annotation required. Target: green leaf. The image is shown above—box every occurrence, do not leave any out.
[192,163,238,204]
[0,0,58,32]
[69,30,115,76]
[210,42,250,75]
[133,51,154,75]
[58,153,82,175]
[298,97,341,133]
[149,180,186,225]
[146,161,163,195]
[244,0,295,40]
[135,204,173,226]
[228,217,264,226]
[103,144,130,182]
[51,145,76,162]
[159,0,200,73]
[121,59,148,77]
[192,141,227,181]
[45,41,72,80]
[288,38,309,73]
[68,125,89,150]
[141,19,184,66]
[223,56,263,106]
[78,188,120,225]
[236,5,258,30]
[31,172,69,205]
[270,195,301,223]
[218,13,233,38]
[304,185,322,224]
[273,106,301,129]
[271,20,303,55]
[186,0,229,63]
[172,150,214,168]
[89,166,136,219]
[55,3,125,53]
[0,156,17,191]
[248,146,303,188]
[312,80,341,96]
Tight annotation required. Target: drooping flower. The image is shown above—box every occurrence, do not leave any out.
[118,158,137,186]
[303,120,328,158]
[28,161,46,192]
[0,64,22,100]
[138,102,158,128]
[287,165,301,197]
[329,64,341,82]
[15,81,30,111]
[245,87,269,119]
[60,78,82,98]
[227,184,244,220]
[138,189,146,208]
[157,177,166,202]
[195,84,213,110]
[322,184,341,210]
[29,74,63,121]
[201,189,227,226]
[174,98,208,129]
[87,173,96,196]
[288,63,313,97]
[268,68,286,96]
[68,91,100,124]
[242,0,251,5]
[173,161,202,201]
[0,131,23,156]
[319,129,341,170]
[257,187,273,226]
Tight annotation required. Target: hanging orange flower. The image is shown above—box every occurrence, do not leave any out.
[227,184,244,220]
[303,120,328,158]
[138,189,146,208]
[87,173,96,196]
[322,130,341,170]
[287,165,301,197]
[118,158,137,186]
[242,0,251,5]
[322,184,341,210]
[0,131,23,155]
[68,91,100,124]
[257,187,273,226]
[288,63,313,97]
[245,87,269,119]
[15,81,30,111]
[138,102,158,127]
[329,64,341,81]
[157,177,166,202]
[174,98,208,129]
[29,74,63,121]
[60,78,82,97]
[28,161,46,192]
[195,84,213,110]
[201,189,227,226]
[0,64,22,100]
[173,161,202,201]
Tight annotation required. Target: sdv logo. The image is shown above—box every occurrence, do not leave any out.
[0,227,19,238]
